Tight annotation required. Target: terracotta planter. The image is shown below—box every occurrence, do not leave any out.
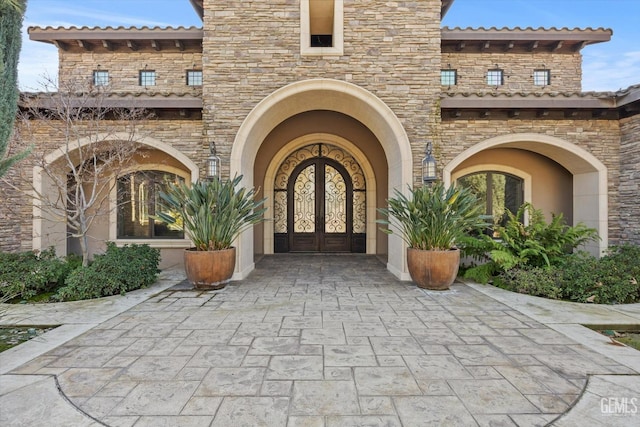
[407,247,460,290]
[184,247,236,290]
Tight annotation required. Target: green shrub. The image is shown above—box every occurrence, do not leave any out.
[559,246,640,304]
[54,243,160,301]
[0,248,73,302]
[463,203,598,283]
[494,267,563,300]
[490,245,640,304]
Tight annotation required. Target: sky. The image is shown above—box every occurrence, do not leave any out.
[17,0,639,92]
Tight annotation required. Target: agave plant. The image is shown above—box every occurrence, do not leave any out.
[154,175,266,251]
[377,182,487,251]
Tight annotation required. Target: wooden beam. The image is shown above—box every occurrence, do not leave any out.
[573,41,588,52]
[151,40,160,51]
[505,41,515,51]
[77,40,90,50]
[52,40,68,51]
[101,40,113,50]
[564,110,578,118]
[480,110,490,118]
[451,109,461,118]
[126,40,138,51]
[536,109,549,117]
[508,110,520,118]
[552,40,563,51]
[175,40,184,51]
[481,40,491,50]
[456,41,465,51]
[528,40,539,51]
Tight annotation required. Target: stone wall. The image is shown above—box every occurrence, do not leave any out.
[201,0,443,181]
[441,51,582,92]
[440,117,622,243]
[58,51,203,94]
[619,114,640,245]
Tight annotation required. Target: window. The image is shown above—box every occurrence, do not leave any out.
[93,70,109,86]
[487,69,504,86]
[457,171,524,235]
[441,69,457,86]
[117,170,185,239]
[533,69,551,86]
[301,0,344,56]
[139,70,156,86]
[186,70,203,86]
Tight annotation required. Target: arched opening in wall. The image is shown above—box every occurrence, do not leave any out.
[35,134,199,268]
[254,115,383,257]
[232,79,413,280]
[445,134,608,256]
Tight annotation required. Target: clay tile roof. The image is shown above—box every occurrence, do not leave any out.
[28,26,203,52]
[441,27,612,53]
[440,86,640,111]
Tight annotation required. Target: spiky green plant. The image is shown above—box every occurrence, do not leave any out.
[377,182,488,251]
[154,175,266,251]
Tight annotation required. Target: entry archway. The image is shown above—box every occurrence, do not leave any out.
[444,133,608,255]
[231,78,413,280]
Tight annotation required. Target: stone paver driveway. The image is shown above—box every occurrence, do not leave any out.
[11,255,636,426]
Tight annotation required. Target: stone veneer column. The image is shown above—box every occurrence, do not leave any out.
[201,0,442,276]
[619,115,640,245]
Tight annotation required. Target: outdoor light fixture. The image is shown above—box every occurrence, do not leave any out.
[422,141,437,184]
[206,141,221,180]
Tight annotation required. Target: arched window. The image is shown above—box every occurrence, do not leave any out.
[117,170,184,239]
[457,171,524,232]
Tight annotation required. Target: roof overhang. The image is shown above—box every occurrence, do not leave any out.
[190,0,204,20]
[20,93,203,110]
[441,85,640,119]
[28,26,203,53]
[441,27,612,53]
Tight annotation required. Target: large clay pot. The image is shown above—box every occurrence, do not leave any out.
[184,247,236,290]
[407,247,460,290]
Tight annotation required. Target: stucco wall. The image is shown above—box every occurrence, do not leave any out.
[453,147,573,223]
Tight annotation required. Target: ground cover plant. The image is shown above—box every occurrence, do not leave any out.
[461,203,599,284]
[0,243,160,302]
[460,203,639,304]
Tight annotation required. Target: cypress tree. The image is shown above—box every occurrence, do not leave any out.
[0,0,28,177]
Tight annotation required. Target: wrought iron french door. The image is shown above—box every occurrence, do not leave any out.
[287,158,352,252]
[274,143,366,253]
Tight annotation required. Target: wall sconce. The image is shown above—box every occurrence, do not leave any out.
[422,141,437,184]
[206,141,221,180]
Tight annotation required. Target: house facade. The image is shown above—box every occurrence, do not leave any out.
[2,0,639,281]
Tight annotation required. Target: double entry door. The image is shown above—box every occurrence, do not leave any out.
[288,158,352,252]
[273,143,366,253]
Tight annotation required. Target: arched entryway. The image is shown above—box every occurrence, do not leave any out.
[444,133,608,256]
[230,78,413,280]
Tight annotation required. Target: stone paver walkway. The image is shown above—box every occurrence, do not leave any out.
[2,254,639,426]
